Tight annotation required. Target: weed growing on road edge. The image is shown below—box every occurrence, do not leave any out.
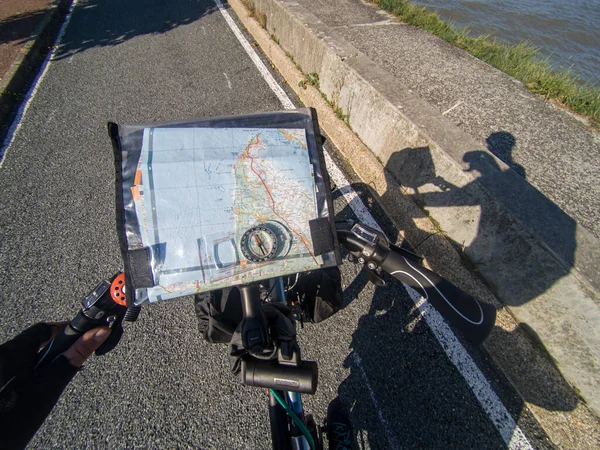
[285,50,306,74]
[370,0,600,126]
[256,11,267,28]
[319,92,350,124]
[334,106,349,122]
[241,0,255,15]
[298,72,319,89]
[269,30,348,124]
[242,0,266,28]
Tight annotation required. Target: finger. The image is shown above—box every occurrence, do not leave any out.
[62,327,111,368]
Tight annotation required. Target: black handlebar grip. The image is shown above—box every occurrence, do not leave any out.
[35,310,105,368]
[242,359,318,394]
[36,276,128,369]
[380,250,496,344]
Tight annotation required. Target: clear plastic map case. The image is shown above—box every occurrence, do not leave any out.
[109,108,341,306]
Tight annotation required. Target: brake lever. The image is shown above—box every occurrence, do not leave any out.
[366,267,386,286]
[342,223,389,286]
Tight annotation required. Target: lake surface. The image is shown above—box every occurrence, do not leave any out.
[413,0,600,85]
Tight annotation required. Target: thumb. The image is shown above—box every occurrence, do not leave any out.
[63,327,111,368]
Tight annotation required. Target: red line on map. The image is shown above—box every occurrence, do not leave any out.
[245,134,318,265]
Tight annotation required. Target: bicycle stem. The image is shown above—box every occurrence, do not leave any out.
[239,284,271,353]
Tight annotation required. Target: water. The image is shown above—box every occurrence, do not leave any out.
[413,0,600,85]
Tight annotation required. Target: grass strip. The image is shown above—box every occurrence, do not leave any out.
[371,0,600,126]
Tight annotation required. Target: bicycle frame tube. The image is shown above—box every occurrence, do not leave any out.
[268,277,310,450]
[277,277,304,415]
[270,389,291,450]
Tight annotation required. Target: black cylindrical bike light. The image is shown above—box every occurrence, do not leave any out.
[241,359,318,394]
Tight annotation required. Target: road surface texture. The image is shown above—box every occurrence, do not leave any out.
[0,1,553,448]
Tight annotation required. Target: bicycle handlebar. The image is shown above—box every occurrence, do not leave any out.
[380,248,495,344]
[337,224,495,344]
[36,273,128,369]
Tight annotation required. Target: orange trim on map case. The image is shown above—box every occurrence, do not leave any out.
[131,186,140,201]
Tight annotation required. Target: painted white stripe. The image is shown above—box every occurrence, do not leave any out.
[0,0,79,166]
[411,294,533,450]
[213,0,295,110]
[353,352,402,449]
[217,1,533,447]
[322,152,384,233]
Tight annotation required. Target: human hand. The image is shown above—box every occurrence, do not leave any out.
[0,322,112,449]
[60,325,112,367]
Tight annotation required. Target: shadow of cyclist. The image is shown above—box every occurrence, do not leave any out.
[327,130,582,445]
[484,131,526,178]
[382,136,577,308]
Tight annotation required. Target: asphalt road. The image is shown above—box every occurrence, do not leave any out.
[0,1,553,448]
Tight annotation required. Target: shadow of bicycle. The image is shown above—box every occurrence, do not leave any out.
[326,131,581,447]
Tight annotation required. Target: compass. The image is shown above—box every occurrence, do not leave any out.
[241,225,280,262]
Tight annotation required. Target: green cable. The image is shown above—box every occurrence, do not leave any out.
[269,389,316,450]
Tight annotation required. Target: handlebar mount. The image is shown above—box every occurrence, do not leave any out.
[239,283,318,394]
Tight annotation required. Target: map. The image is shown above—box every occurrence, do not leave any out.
[132,127,324,302]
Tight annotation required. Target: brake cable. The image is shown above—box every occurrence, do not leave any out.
[269,389,316,450]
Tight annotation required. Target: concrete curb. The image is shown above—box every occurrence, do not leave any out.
[229,0,600,417]
[0,0,72,133]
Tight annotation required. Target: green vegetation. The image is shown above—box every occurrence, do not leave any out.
[334,105,350,122]
[255,10,267,29]
[285,50,295,65]
[371,0,600,126]
[298,72,319,89]
[320,92,350,123]
[240,0,255,14]
[242,0,267,28]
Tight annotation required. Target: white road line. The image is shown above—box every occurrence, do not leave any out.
[411,295,533,450]
[213,0,295,110]
[353,353,402,449]
[322,152,384,233]
[0,0,79,166]
[216,2,534,448]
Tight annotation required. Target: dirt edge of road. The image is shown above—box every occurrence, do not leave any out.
[0,0,73,141]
